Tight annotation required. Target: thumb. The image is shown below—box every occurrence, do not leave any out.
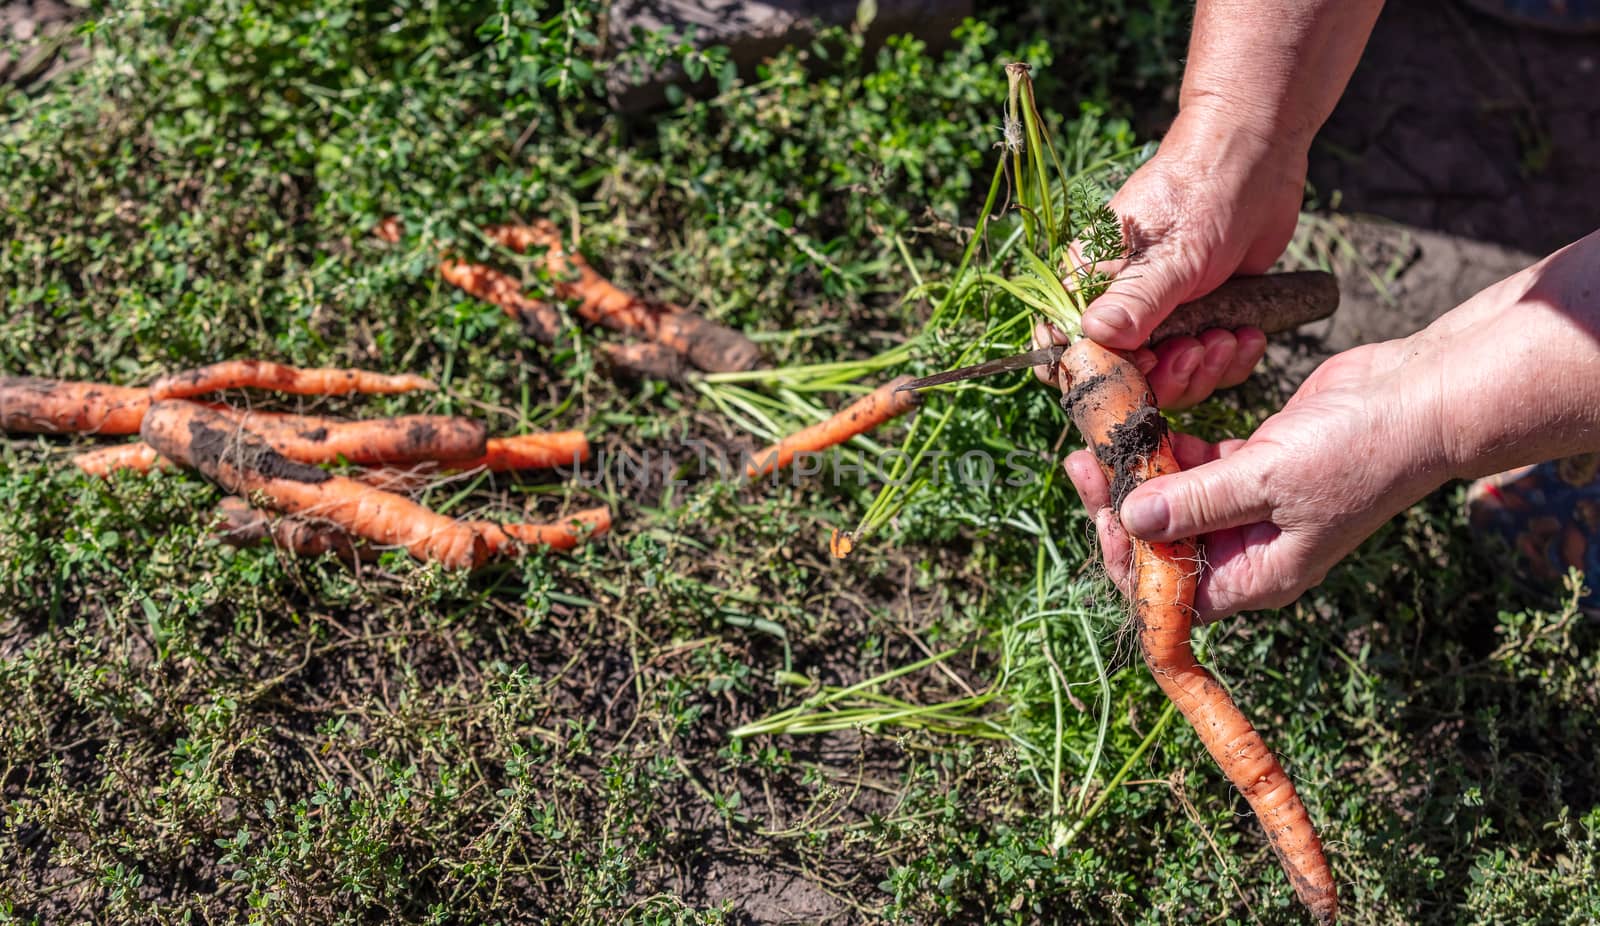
[1080,254,1198,351]
[1118,451,1272,543]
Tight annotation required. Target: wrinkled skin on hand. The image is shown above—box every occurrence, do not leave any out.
[1068,232,1600,620]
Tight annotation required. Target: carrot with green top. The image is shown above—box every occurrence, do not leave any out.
[1057,338,1338,924]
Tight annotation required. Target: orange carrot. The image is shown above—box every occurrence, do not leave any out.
[73,442,172,477]
[141,400,487,569]
[745,376,921,479]
[148,361,434,401]
[1058,339,1337,924]
[485,221,762,373]
[459,432,589,471]
[350,431,590,492]
[372,217,564,343]
[212,409,487,464]
[213,496,375,563]
[437,257,564,344]
[472,506,612,556]
[74,411,488,476]
[1,377,150,435]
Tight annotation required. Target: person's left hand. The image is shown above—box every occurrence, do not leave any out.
[1064,337,1451,620]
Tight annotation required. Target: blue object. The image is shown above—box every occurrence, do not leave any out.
[1461,0,1600,32]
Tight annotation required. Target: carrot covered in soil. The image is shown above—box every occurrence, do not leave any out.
[75,412,490,476]
[148,361,434,401]
[1057,339,1338,923]
[350,431,591,492]
[211,409,488,465]
[1,378,150,435]
[141,401,487,569]
[214,496,376,563]
[436,257,564,345]
[484,222,762,373]
[745,376,921,479]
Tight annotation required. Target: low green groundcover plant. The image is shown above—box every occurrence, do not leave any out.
[1,1,1596,923]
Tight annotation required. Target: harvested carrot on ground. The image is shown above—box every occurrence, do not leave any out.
[352,431,589,490]
[75,412,488,475]
[459,432,590,471]
[214,409,488,465]
[214,496,375,563]
[1,377,150,435]
[485,221,762,373]
[148,361,434,401]
[473,506,612,555]
[73,442,171,477]
[1058,340,1338,923]
[745,376,921,479]
[373,217,564,345]
[141,401,487,569]
[438,258,564,345]
[599,341,688,383]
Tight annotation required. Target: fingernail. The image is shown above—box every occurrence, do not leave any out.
[1087,306,1131,334]
[1121,493,1169,537]
[1173,345,1202,376]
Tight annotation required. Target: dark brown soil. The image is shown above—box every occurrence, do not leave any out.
[1309,0,1600,257]
[185,414,332,484]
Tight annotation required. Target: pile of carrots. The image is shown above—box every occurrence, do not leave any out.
[1,362,609,568]
[375,217,762,381]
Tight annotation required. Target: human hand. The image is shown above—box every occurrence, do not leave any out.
[1065,337,1450,620]
[1035,110,1306,407]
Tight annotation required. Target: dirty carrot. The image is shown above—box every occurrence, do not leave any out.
[599,341,688,383]
[1,377,150,435]
[214,408,487,465]
[74,412,489,474]
[1057,339,1338,924]
[141,400,487,569]
[472,506,612,556]
[148,361,434,401]
[745,376,921,479]
[72,442,171,477]
[214,496,375,563]
[371,217,565,344]
[437,258,564,344]
[485,221,762,373]
[350,431,590,492]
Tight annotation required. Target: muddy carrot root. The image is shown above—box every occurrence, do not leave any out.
[76,412,489,474]
[73,442,172,477]
[1,377,151,436]
[745,376,921,479]
[437,258,564,344]
[472,506,612,556]
[148,361,435,401]
[485,221,762,373]
[214,409,488,465]
[1058,339,1337,924]
[214,496,375,563]
[142,401,487,569]
[373,217,564,344]
[599,341,688,383]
